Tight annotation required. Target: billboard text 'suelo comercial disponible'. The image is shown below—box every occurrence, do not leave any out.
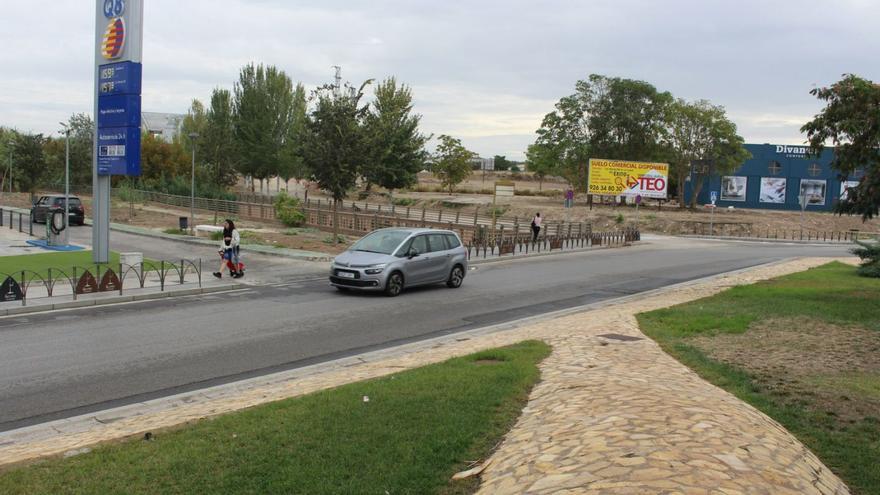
[587,159,669,199]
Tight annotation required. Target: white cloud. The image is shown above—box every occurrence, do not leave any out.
[1,0,878,158]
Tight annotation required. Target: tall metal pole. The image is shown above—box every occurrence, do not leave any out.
[189,132,198,235]
[63,125,70,245]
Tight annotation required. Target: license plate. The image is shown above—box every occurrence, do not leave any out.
[337,271,355,279]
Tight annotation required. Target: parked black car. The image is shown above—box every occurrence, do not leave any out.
[30,195,85,225]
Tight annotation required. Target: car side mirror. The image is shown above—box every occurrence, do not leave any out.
[408,248,420,258]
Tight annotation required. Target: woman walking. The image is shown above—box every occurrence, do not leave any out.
[214,219,241,278]
[531,212,542,242]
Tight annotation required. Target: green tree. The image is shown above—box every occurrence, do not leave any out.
[43,114,94,188]
[663,99,749,208]
[802,74,880,219]
[177,99,207,155]
[303,82,371,243]
[0,127,18,192]
[11,133,48,200]
[233,64,296,192]
[140,131,188,181]
[363,77,429,197]
[203,88,239,188]
[532,74,672,191]
[525,142,560,190]
[432,135,475,193]
[493,155,512,171]
[278,83,308,187]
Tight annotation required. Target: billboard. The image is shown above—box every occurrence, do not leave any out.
[721,176,747,201]
[587,159,669,199]
[759,177,786,204]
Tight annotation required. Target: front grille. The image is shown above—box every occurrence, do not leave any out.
[330,276,379,287]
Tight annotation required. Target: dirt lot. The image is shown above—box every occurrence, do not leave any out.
[689,316,880,424]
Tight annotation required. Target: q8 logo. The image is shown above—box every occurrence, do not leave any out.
[103,0,125,18]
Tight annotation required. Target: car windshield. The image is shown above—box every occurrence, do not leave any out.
[350,230,411,255]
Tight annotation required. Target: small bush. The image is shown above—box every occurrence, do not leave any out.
[323,234,347,244]
[274,191,306,227]
[392,197,417,207]
[852,240,880,278]
[615,213,625,224]
[163,228,187,236]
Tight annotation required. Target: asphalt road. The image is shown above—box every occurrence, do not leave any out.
[0,236,852,431]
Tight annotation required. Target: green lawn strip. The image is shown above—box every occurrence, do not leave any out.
[637,262,880,494]
[0,340,551,495]
[0,251,164,285]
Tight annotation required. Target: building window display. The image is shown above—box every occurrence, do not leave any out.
[799,179,827,206]
[768,161,782,175]
[721,176,747,201]
[839,180,859,200]
[759,177,786,203]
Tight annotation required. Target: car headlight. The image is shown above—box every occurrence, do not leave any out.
[364,264,387,275]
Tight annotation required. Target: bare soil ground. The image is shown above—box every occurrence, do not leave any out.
[689,316,880,424]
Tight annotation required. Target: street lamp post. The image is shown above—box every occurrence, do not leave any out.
[60,123,71,245]
[189,132,199,235]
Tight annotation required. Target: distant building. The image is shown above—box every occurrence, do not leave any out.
[684,143,864,212]
[141,112,184,142]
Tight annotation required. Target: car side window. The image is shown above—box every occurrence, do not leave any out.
[427,234,449,252]
[444,234,461,249]
[395,238,413,258]
[412,235,429,254]
[37,197,48,205]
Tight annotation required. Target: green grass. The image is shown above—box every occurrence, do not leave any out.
[637,262,880,494]
[0,340,551,495]
[162,228,190,236]
[0,251,164,283]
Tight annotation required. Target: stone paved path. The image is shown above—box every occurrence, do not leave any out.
[0,257,853,493]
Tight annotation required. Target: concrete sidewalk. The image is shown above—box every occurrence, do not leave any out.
[0,257,852,493]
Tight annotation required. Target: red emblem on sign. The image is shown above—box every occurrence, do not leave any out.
[102,17,126,59]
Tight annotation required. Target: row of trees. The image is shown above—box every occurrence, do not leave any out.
[525,74,749,207]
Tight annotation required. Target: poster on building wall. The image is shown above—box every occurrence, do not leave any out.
[799,179,827,205]
[721,176,747,201]
[759,177,786,203]
[840,180,860,200]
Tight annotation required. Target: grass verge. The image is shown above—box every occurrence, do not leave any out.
[0,251,164,283]
[637,262,880,494]
[0,340,551,495]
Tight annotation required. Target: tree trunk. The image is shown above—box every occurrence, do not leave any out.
[333,198,339,245]
[677,170,687,209]
[690,176,706,209]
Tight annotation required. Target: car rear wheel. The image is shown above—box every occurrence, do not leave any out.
[446,265,464,288]
[384,272,404,297]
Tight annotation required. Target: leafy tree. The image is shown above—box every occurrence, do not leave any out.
[0,127,18,192]
[802,74,880,219]
[44,114,94,188]
[140,131,188,181]
[493,155,512,171]
[273,190,306,227]
[177,99,207,155]
[233,64,296,191]
[851,240,880,277]
[303,82,371,243]
[525,142,560,190]
[363,77,429,196]
[532,74,672,192]
[203,88,239,188]
[432,135,475,193]
[278,83,308,186]
[663,99,749,208]
[11,133,48,200]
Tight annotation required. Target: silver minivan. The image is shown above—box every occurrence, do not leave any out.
[329,228,468,296]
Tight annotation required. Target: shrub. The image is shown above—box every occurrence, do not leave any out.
[615,213,625,224]
[274,191,306,227]
[851,240,880,277]
[392,197,417,207]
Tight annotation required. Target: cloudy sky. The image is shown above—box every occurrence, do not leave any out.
[1,0,878,160]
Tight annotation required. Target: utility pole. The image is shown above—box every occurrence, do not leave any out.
[189,132,199,235]
[60,123,71,246]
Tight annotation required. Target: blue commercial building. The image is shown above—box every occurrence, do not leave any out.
[685,143,863,212]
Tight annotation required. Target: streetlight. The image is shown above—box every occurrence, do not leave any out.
[188,132,199,235]
[59,122,71,245]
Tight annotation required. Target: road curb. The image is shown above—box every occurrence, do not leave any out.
[678,234,855,246]
[469,242,635,266]
[0,284,240,318]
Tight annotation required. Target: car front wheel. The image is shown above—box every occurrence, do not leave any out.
[446,265,464,288]
[384,272,404,297]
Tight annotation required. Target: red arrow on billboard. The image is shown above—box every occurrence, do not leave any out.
[626,175,639,189]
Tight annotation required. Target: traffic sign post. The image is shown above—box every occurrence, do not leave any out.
[710,191,718,205]
[92,0,143,263]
